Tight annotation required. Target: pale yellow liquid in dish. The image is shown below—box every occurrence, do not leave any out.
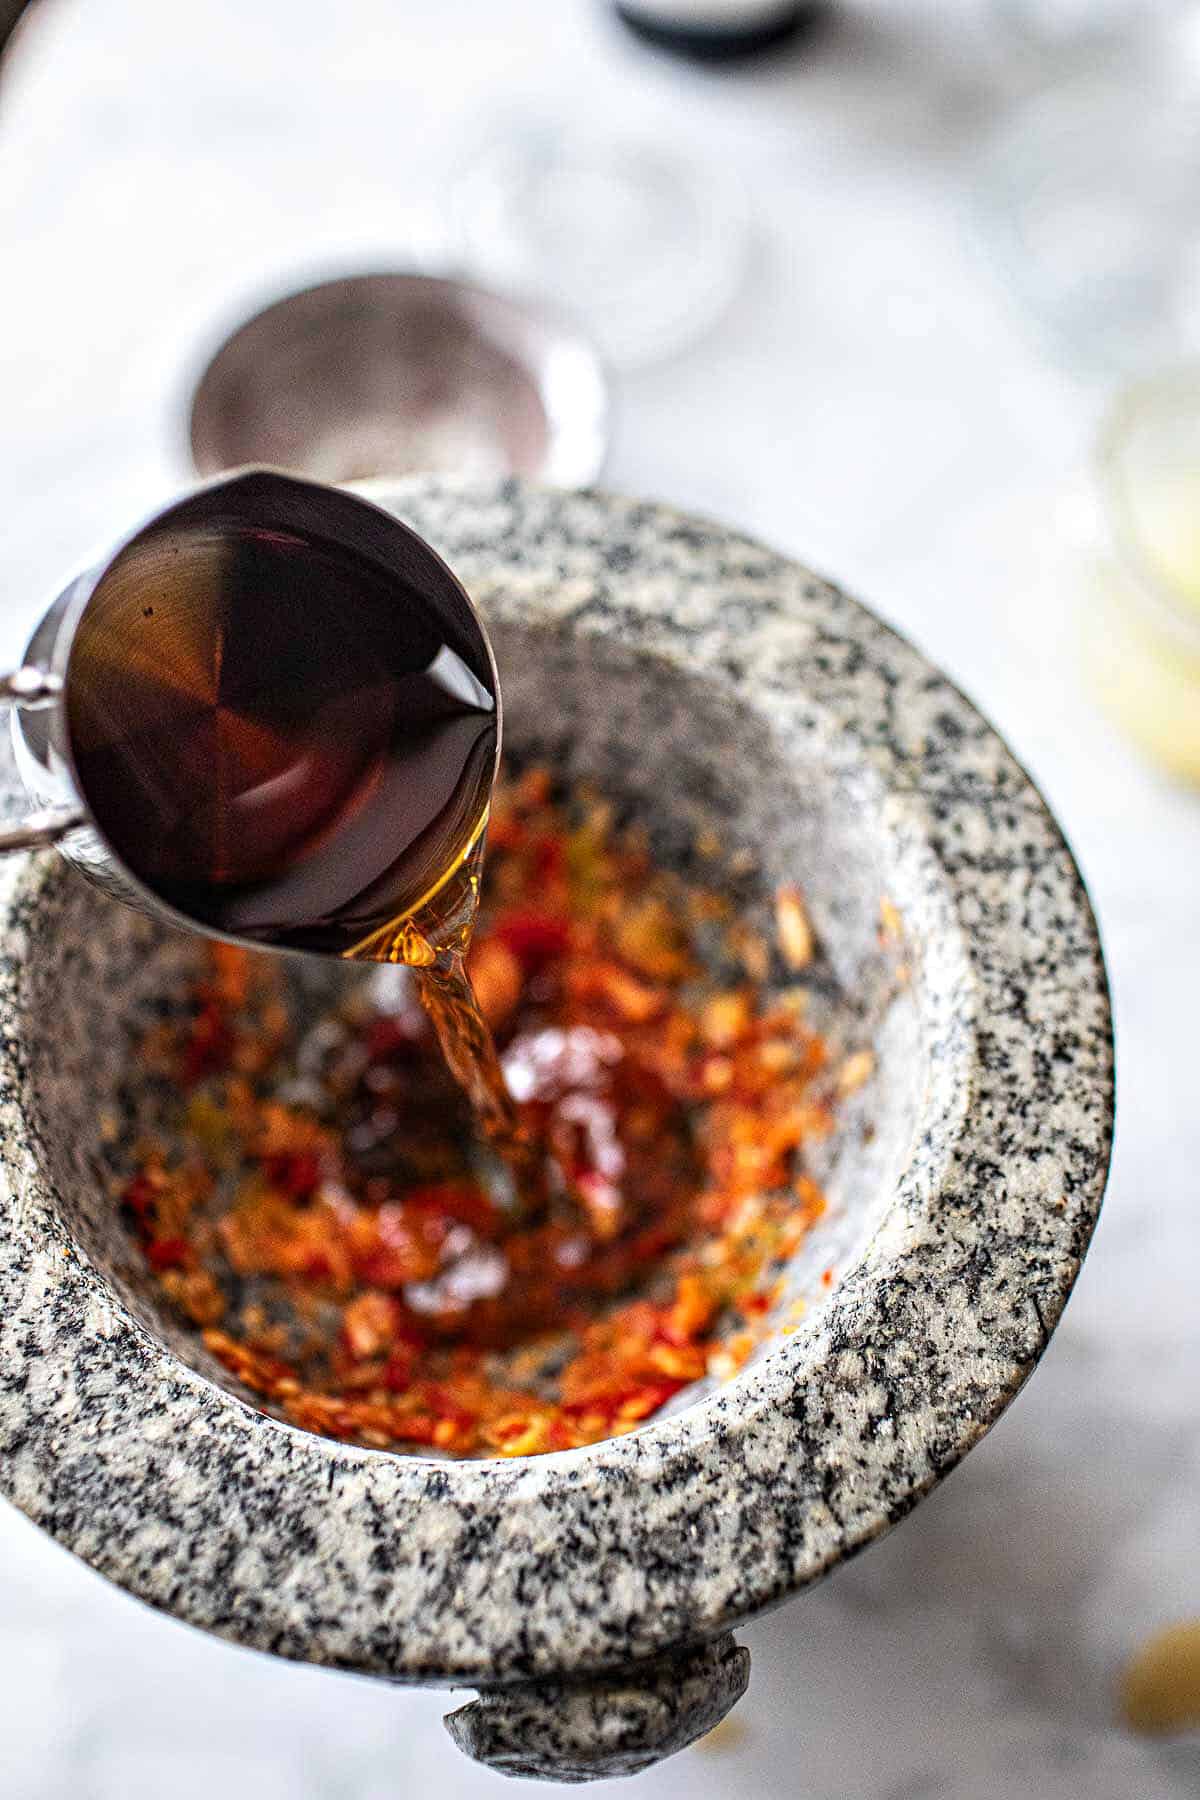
[1125,475,1200,608]
[1083,476,1200,786]
[1121,1618,1200,1735]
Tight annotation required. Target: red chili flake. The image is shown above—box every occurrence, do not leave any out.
[365,1015,420,1062]
[357,1249,426,1292]
[181,1002,233,1086]
[403,1183,499,1237]
[493,912,570,969]
[390,1414,441,1446]
[341,1292,399,1361]
[146,1237,190,1271]
[261,1149,323,1198]
[547,1416,576,1451]
[485,814,527,852]
[533,835,567,881]
[297,1250,336,1281]
[381,1352,416,1393]
[121,1173,160,1219]
[423,1385,475,1430]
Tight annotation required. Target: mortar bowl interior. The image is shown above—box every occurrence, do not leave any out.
[20,617,923,1454]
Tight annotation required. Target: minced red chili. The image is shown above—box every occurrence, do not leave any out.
[114,768,855,1458]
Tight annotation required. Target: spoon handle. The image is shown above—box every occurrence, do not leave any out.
[0,667,61,709]
[0,668,82,851]
[0,806,83,852]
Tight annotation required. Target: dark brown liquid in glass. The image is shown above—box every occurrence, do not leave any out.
[65,518,526,1167]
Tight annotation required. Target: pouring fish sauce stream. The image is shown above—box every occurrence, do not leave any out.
[63,508,530,1176]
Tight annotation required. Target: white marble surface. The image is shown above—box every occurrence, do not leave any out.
[0,3,1196,1796]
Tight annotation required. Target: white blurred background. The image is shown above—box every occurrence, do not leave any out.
[0,3,1197,1796]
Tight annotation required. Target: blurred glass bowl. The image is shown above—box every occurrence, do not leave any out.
[449,117,751,371]
[977,57,1200,373]
[187,272,610,487]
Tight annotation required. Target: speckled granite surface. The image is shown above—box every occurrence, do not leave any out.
[0,481,1112,1763]
[445,1634,751,1781]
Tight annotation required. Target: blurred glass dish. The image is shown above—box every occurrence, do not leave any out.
[977,54,1200,372]
[448,116,750,370]
[989,0,1185,58]
[187,272,609,487]
[1080,364,1200,783]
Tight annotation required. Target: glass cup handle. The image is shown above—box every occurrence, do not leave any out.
[0,667,85,852]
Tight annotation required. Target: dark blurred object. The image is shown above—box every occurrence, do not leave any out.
[0,0,32,64]
[612,1,825,59]
[188,272,609,487]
